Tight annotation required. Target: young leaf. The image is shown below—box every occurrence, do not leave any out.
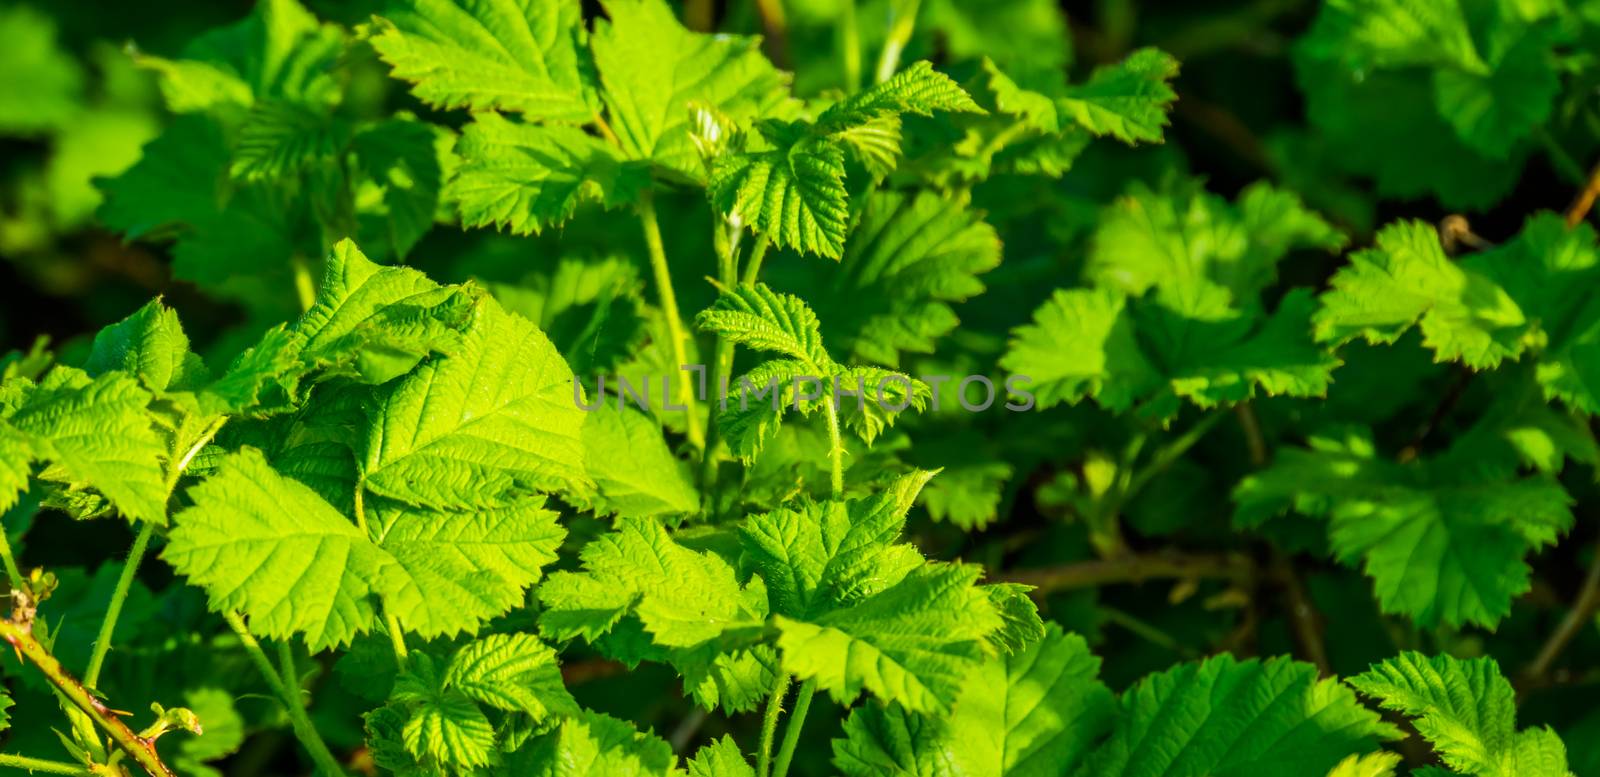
[442,633,579,722]
[1349,652,1572,777]
[1056,48,1179,144]
[708,120,850,258]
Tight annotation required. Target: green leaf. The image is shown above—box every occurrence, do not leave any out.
[9,369,168,524]
[577,404,697,519]
[775,562,1005,713]
[709,120,850,258]
[1324,752,1402,777]
[353,117,453,259]
[484,255,648,378]
[393,656,499,771]
[1075,653,1396,776]
[1056,48,1179,144]
[817,61,984,133]
[695,283,830,368]
[362,293,589,509]
[448,114,648,235]
[293,239,472,386]
[1317,215,1600,414]
[774,190,1001,367]
[1234,428,1574,629]
[833,624,1112,777]
[1349,652,1572,777]
[1088,179,1345,302]
[375,496,567,639]
[83,298,207,394]
[592,0,795,181]
[96,116,231,240]
[443,633,579,722]
[144,0,344,111]
[688,735,754,777]
[371,0,597,121]
[229,99,346,181]
[166,447,388,650]
[508,710,679,776]
[539,517,765,647]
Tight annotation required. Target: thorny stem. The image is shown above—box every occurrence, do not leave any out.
[874,0,920,83]
[87,415,226,689]
[639,191,705,450]
[770,679,816,777]
[1000,551,1254,594]
[1566,159,1600,228]
[1524,533,1600,686]
[756,672,793,777]
[222,612,346,776]
[0,618,176,777]
[0,753,94,775]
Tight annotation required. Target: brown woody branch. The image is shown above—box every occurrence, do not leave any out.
[999,552,1253,594]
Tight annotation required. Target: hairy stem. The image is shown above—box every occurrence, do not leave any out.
[0,753,94,775]
[0,525,23,593]
[823,398,845,498]
[741,236,771,286]
[1524,533,1600,686]
[222,612,345,776]
[756,672,793,777]
[639,191,705,450]
[82,522,155,687]
[0,619,176,777]
[999,552,1254,594]
[701,227,742,499]
[874,0,920,83]
[770,679,816,777]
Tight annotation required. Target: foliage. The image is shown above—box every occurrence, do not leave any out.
[2,1,1600,776]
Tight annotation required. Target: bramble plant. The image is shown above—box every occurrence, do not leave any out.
[3,0,1600,775]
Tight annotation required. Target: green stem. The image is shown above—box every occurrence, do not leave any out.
[756,672,793,777]
[383,610,410,669]
[0,620,176,777]
[770,679,816,777]
[82,522,154,687]
[874,0,920,83]
[639,191,704,449]
[823,399,845,498]
[0,753,94,775]
[85,416,228,688]
[0,525,24,592]
[839,0,861,91]
[701,228,743,498]
[222,613,345,776]
[740,236,771,286]
[1124,412,1227,500]
[277,640,300,695]
[290,254,316,314]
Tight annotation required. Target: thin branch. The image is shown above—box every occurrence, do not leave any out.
[0,753,94,775]
[1234,403,1268,468]
[1397,366,1472,464]
[1566,159,1600,228]
[0,615,176,777]
[222,613,346,776]
[999,552,1254,595]
[770,679,816,777]
[1270,552,1331,676]
[1523,533,1600,687]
